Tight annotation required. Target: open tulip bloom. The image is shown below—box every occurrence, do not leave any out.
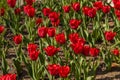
[0,0,120,80]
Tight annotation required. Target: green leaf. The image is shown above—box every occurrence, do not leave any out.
[13,59,22,75]
[2,56,9,74]
[22,54,33,78]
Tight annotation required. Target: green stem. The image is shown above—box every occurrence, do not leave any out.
[111,41,120,49]
[105,14,109,30]
[32,61,36,80]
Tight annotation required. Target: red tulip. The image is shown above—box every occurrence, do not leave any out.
[93,1,103,10]
[114,1,120,10]
[112,48,120,56]
[27,43,38,53]
[59,66,70,78]
[55,33,66,44]
[7,0,16,8]
[77,38,85,45]
[69,33,79,43]
[38,27,48,38]
[82,45,90,56]
[47,64,60,76]
[13,34,22,44]
[36,18,42,25]
[29,50,40,61]
[51,19,60,27]
[24,5,35,17]
[48,11,60,26]
[42,8,51,16]
[104,31,116,41]
[71,41,84,54]
[83,7,96,18]
[0,25,5,34]
[14,8,21,15]
[87,8,96,18]
[24,5,29,14]
[0,74,16,80]
[115,10,120,20]
[89,48,99,57]
[27,43,40,61]
[102,5,110,14]
[25,0,35,5]
[72,2,80,12]
[49,12,60,22]
[82,6,90,16]
[0,8,5,16]
[44,46,60,56]
[62,5,70,13]
[47,27,56,37]
[69,19,82,29]
[113,0,119,5]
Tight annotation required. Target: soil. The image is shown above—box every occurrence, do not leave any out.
[96,63,120,80]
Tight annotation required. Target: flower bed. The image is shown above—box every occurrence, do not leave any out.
[0,0,120,80]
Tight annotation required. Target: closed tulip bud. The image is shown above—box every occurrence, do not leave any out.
[59,66,70,78]
[82,45,90,56]
[7,0,16,8]
[47,64,60,76]
[104,31,116,41]
[0,25,5,34]
[47,27,56,37]
[27,43,38,53]
[69,19,82,29]
[72,2,80,12]
[62,5,70,13]
[49,12,60,22]
[55,33,66,44]
[29,50,40,61]
[93,1,103,10]
[102,5,110,14]
[51,19,60,27]
[36,18,42,25]
[69,33,79,44]
[25,0,35,5]
[0,8,5,16]
[71,41,84,54]
[24,5,35,17]
[14,8,21,15]
[112,48,120,56]
[87,8,96,18]
[42,8,51,16]
[82,6,96,18]
[13,34,22,44]
[89,48,99,57]
[37,26,47,38]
